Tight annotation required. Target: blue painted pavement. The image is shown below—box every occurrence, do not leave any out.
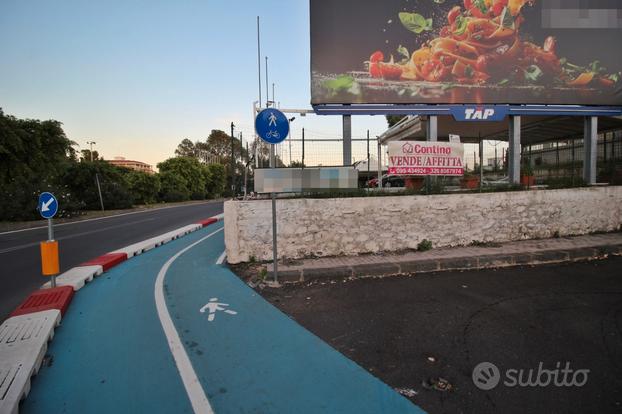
[23,222,425,413]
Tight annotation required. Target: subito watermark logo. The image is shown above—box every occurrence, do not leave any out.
[472,362,501,390]
[472,362,590,390]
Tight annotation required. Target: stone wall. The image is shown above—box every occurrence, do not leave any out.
[224,187,622,264]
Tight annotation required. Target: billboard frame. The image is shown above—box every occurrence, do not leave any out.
[313,104,622,117]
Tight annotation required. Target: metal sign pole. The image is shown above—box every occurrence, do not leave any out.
[47,218,56,288]
[270,143,278,282]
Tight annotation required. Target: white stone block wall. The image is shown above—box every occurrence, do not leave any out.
[224,187,622,264]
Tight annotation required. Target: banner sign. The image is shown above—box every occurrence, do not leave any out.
[311,0,622,106]
[388,141,464,176]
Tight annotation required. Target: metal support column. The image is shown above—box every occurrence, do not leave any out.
[342,115,352,166]
[377,141,383,189]
[426,116,438,192]
[508,115,521,185]
[583,116,598,185]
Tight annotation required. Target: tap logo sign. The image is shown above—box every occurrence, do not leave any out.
[388,141,464,176]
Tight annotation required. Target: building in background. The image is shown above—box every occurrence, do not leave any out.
[107,156,154,174]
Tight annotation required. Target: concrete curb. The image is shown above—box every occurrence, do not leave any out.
[0,213,223,414]
[269,243,622,284]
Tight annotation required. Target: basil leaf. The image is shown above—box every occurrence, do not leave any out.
[399,12,433,34]
[454,16,468,35]
[474,0,488,14]
[323,75,355,96]
[500,6,514,28]
[397,45,410,60]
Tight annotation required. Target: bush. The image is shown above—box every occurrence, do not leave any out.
[204,163,226,198]
[64,161,133,210]
[417,239,433,251]
[157,157,206,200]
[127,171,160,204]
[158,171,190,202]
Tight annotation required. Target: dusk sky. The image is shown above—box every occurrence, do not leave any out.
[0,0,392,168]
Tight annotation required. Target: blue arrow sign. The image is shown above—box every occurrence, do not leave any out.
[255,109,289,145]
[38,192,58,219]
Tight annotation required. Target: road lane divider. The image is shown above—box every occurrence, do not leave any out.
[10,287,74,318]
[0,215,223,414]
[41,265,103,291]
[0,310,61,414]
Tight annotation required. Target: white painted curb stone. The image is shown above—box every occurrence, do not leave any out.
[0,310,61,414]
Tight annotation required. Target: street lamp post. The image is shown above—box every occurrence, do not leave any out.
[230,122,235,197]
[86,140,104,211]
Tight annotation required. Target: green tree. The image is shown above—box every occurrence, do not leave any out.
[127,171,160,204]
[80,149,100,162]
[157,157,206,200]
[0,109,78,220]
[386,115,406,127]
[64,161,133,210]
[203,163,226,198]
[158,171,190,202]
[174,139,197,158]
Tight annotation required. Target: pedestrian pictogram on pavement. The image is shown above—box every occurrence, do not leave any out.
[200,298,237,322]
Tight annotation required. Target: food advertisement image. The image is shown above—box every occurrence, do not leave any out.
[310,0,622,105]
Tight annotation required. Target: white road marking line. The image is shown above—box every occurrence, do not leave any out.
[216,251,226,265]
[0,218,156,255]
[154,226,223,414]
[0,202,220,235]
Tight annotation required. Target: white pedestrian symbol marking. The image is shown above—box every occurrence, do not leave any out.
[268,112,277,127]
[199,298,237,322]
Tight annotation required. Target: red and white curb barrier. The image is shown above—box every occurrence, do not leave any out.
[0,214,223,414]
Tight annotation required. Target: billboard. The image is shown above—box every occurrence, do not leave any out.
[388,141,464,176]
[311,0,622,106]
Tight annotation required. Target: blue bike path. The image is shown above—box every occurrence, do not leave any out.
[23,222,424,413]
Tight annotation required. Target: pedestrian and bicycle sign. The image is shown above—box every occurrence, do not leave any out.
[255,108,289,144]
[38,192,58,219]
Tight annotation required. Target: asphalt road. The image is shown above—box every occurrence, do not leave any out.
[0,201,223,321]
[262,257,622,414]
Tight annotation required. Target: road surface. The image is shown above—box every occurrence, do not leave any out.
[262,257,622,414]
[22,220,423,414]
[0,201,223,320]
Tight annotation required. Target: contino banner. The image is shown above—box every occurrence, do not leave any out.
[311,0,622,106]
[388,141,465,176]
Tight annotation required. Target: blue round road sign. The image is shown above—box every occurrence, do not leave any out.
[38,192,58,219]
[255,108,289,145]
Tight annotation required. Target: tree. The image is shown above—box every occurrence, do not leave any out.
[127,171,160,204]
[203,163,226,198]
[80,149,100,162]
[174,139,197,158]
[0,109,78,220]
[386,115,406,128]
[64,161,133,210]
[159,171,190,202]
[157,157,206,200]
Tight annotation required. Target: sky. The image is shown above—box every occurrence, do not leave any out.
[0,0,392,168]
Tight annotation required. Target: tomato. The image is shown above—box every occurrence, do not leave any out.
[476,55,490,72]
[491,0,508,16]
[469,5,487,18]
[464,0,473,9]
[379,63,403,80]
[598,77,615,87]
[369,62,382,78]
[448,6,462,24]
[370,51,384,63]
[421,59,450,82]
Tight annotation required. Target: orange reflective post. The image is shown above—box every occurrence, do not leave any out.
[40,240,59,276]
